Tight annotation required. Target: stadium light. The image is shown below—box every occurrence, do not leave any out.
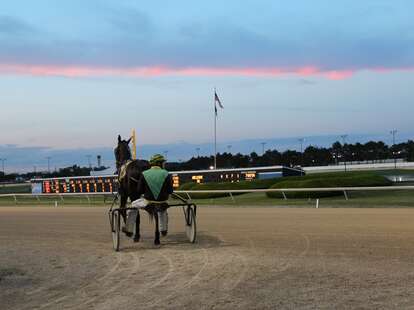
[0,158,6,175]
[298,138,305,175]
[261,142,266,155]
[340,135,348,172]
[390,129,397,169]
[86,155,92,169]
[46,157,51,173]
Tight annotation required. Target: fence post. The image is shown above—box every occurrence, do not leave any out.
[229,192,236,203]
[282,191,287,200]
[13,195,17,205]
[86,195,90,205]
[316,199,319,208]
[186,192,192,201]
[343,190,349,201]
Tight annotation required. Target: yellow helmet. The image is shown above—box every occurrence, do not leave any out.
[149,154,166,165]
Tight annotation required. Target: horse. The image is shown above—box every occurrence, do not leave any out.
[114,135,164,245]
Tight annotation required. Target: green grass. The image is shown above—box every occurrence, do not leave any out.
[179,189,414,208]
[0,184,31,194]
[375,169,414,176]
[179,171,392,199]
[178,178,281,199]
[1,169,413,208]
[267,172,391,199]
[2,189,414,208]
[0,195,114,206]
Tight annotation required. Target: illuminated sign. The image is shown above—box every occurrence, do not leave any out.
[172,175,180,188]
[244,171,256,181]
[37,176,118,194]
[191,175,203,184]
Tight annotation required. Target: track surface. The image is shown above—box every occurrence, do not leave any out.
[2,206,414,309]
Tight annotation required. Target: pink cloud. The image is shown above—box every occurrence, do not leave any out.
[0,63,413,80]
[323,70,354,80]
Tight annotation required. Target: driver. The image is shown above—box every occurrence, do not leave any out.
[130,154,173,236]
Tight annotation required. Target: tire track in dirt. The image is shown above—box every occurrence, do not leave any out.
[35,252,128,310]
[24,255,73,297]
[106,249,182,310]
[267,231,310,274]
[73,252,142,310]
[215,233,250,292]
[84,246,186,310]
[141,245,210,309]
[146,250,175,289]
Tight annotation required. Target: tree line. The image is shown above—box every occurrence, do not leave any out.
[1,139,413,181]
[167,139,414,171]
[0,165,105,182]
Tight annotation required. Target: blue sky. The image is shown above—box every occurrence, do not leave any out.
[1,1,413,170]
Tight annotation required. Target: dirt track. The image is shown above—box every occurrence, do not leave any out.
[2,206,414,309]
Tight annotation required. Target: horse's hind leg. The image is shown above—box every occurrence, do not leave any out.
[120,195,128,224]
[133,210,140,242]
[154,212,160,245]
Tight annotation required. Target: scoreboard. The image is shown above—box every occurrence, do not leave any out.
[31,166,303,194]
[32,176,118,194]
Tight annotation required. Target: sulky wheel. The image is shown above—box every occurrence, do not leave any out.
[185,206,197,243]
[111,210,121,251]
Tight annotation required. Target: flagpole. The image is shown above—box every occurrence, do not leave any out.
[214,87,217,169]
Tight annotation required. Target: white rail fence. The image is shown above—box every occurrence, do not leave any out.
[0,192,116,205]
[0,185,413,206]
[178,186,414,205]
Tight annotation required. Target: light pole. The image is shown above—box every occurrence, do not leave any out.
[340,135,348,172]
[46,157,51,173]
[261,142,266,156]
[86,155,92,170]
[196,147,200,158]
[298,138,305,175]
[390,129,397,169]
[0,158,6,175]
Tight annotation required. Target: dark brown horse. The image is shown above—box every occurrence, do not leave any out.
[114,135,155,243]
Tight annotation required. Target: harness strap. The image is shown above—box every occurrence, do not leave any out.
[118,160,133,182]
[129,176,139,183]
[146,200,168,204]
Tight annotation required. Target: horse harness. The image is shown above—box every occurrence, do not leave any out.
[118,160,140,183]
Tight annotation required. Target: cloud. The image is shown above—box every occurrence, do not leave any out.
[0,15,35,36]
[106,8,154,40]
[0,2,414,78]
[1,63,414,80]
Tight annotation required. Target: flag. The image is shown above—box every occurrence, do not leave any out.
[215,91,224,108]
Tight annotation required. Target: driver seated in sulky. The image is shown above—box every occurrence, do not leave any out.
[129,154,173,237]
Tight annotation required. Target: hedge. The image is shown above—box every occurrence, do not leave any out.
[266,173,392,199]
[177,178,281,199]
[176,171,393,200]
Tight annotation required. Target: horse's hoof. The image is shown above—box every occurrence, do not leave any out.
[133,235,140,243]
[154,240,160,245]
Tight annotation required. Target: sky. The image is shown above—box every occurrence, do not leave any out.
[1,0,414,170]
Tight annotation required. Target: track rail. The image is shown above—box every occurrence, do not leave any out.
[0,185,413,200]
